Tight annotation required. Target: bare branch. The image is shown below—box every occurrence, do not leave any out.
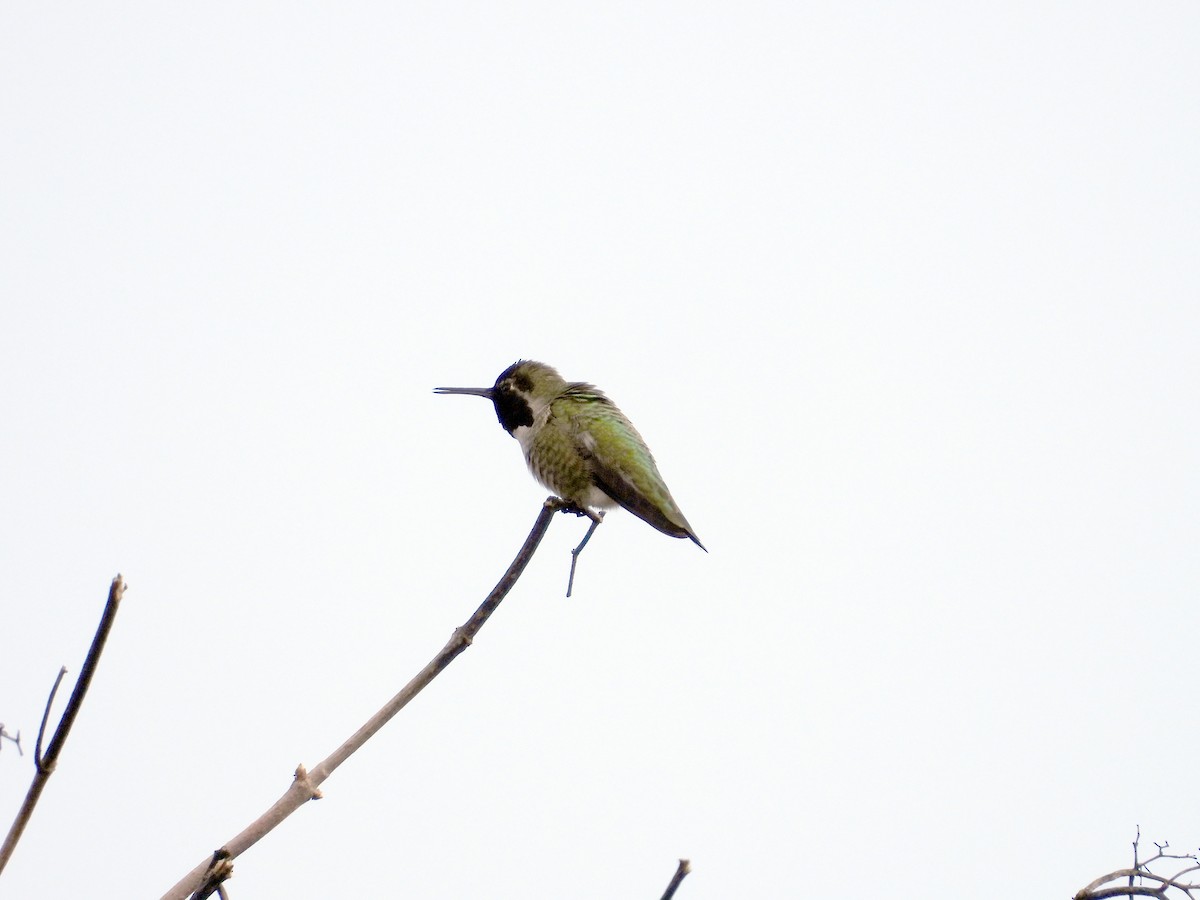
[1080,888,1175,900]
[659,858,691,900]
[0,575,127,875]
[161,500,563,899]
[1076,833,1200,900]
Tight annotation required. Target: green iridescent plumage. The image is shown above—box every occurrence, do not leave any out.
[435,361,704,549]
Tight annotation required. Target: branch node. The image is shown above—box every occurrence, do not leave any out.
[294,764,323,800]
[188,849,234,900]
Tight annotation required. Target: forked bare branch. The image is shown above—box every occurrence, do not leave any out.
[0,575,127,875]
[1076,831,1200,900]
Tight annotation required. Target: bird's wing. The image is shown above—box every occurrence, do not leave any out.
[570,405,697,541]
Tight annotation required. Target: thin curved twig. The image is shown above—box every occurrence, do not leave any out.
[34,667,67,772]
[0,575,127,875]
[164,499,565,900]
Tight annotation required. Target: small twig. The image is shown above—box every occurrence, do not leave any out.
[34,668,67,773]
[1132,826,1140,894]
[659,858,691,900]
[0,726,23,757]
[161,501,563,900]
[0,575,127,876]
[566,509,604,597]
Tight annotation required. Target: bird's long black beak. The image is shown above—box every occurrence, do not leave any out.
[434,386,494,398]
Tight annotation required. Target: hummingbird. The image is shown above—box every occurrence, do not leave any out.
[435,360,705,550]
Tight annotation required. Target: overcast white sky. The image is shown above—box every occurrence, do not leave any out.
[2,2,1198,898]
